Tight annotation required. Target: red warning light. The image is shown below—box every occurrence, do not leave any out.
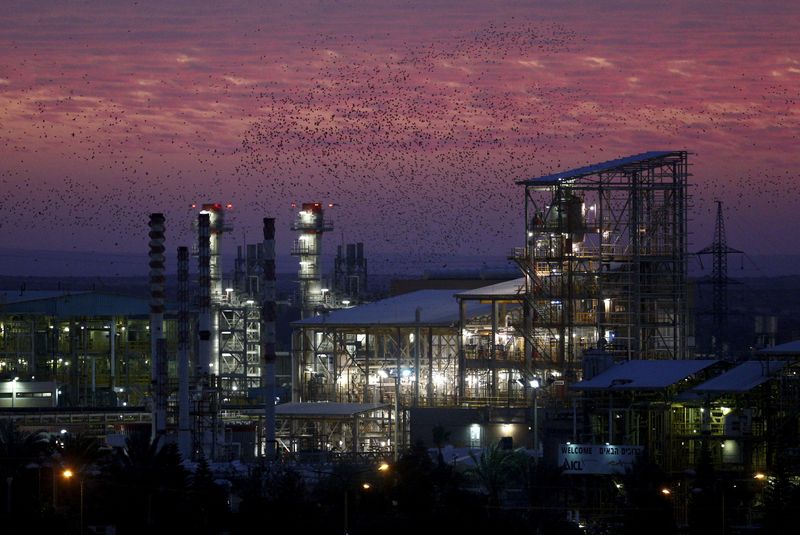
[191,204,197,209]
[290,202,296,208]
[328,203,334,208]
[226,203,233,209]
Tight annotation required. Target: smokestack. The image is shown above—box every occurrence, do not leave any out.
[148,213,167,440]
[262,217,277,459]
[177,246,191,460]
[198,213,212,376]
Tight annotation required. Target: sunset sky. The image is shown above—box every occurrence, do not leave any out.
[1,1,798,274]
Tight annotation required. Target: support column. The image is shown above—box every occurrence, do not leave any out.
[364,331,370,403]
[427,328,434,407]
[458,301,466,402]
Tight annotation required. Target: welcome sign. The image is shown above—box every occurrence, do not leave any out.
[558,444,645,474]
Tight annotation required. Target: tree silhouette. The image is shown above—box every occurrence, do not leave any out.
[468,441,527,507]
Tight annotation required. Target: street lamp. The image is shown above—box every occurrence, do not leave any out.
[529,378,541,454]
[341,462,391,535]
[62,468,83,535]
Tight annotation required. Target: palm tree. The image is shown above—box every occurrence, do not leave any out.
[97,433,189,532]
[432,424,451,466]
[468,442,527,507]
[0,420,51,519]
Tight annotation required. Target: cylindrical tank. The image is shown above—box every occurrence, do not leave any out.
[545,192,585,243]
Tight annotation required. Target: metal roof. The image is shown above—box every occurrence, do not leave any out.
[571,359,719,391]
[292,289,492,328]
[757,340,800,355]
[518,151,682,186]
[275,402,389,418]
[455,277,526,299]
[692,360,792,393]
[0,292,152,316]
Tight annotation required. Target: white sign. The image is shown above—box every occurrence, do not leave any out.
[558,444,644,474]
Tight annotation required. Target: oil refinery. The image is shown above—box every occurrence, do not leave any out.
[1,152,799,529]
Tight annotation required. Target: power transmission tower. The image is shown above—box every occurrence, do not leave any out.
[696,201,743,357]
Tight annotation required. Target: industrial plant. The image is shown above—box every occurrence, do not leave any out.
[2,151,799,531]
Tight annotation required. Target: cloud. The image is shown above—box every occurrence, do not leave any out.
[584,56,613,68]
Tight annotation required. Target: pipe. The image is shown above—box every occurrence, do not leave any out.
[414,308,421,406]
[110,317,116,390]
[262,217,277,459]
[148,213,166,440]
[177,246,191,460]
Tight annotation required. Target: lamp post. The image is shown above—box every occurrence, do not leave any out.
[340,461,391,535]
[62,468,83,534]
[529,378,540,454]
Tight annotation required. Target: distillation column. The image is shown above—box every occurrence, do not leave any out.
[198,213,212,376]
[177,246,191,459]
[291,202,332,319]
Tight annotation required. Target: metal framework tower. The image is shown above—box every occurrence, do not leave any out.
[512,152,689,379]
[696,200,742,358]
[291,202,333,318]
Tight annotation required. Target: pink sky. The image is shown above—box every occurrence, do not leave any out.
[1,0,798,272]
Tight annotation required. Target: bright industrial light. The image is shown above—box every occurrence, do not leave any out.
[362,483,371,490]
[720,406,732,416]
[245,300,254,305]
[754,473,766,480]
[62,469,74,479]
[529,379,540,388]
[232,385,238,391]
[225,288,234,293]
[660,488,671,496]
[342,300,351,306]
[377,369,389,379]
[401,368,412,378]
[378,462,390,472]
[60,429,67,435]
[13,376,19,382]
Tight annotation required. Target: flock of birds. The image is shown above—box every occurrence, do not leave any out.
[0,12,798,275]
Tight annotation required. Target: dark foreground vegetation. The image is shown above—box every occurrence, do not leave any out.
[1,421,798,534]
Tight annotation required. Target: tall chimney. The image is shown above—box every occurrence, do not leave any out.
[198,213,212,376]
[148,213,167,440]
[262,217,277,459]
[177,246,191,459]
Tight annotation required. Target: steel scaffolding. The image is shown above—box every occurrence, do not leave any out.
[511,151,690,380]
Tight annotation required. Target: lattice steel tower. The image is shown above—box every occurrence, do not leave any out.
[696,200,742,358]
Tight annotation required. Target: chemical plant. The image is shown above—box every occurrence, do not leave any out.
[2,151,799,528]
